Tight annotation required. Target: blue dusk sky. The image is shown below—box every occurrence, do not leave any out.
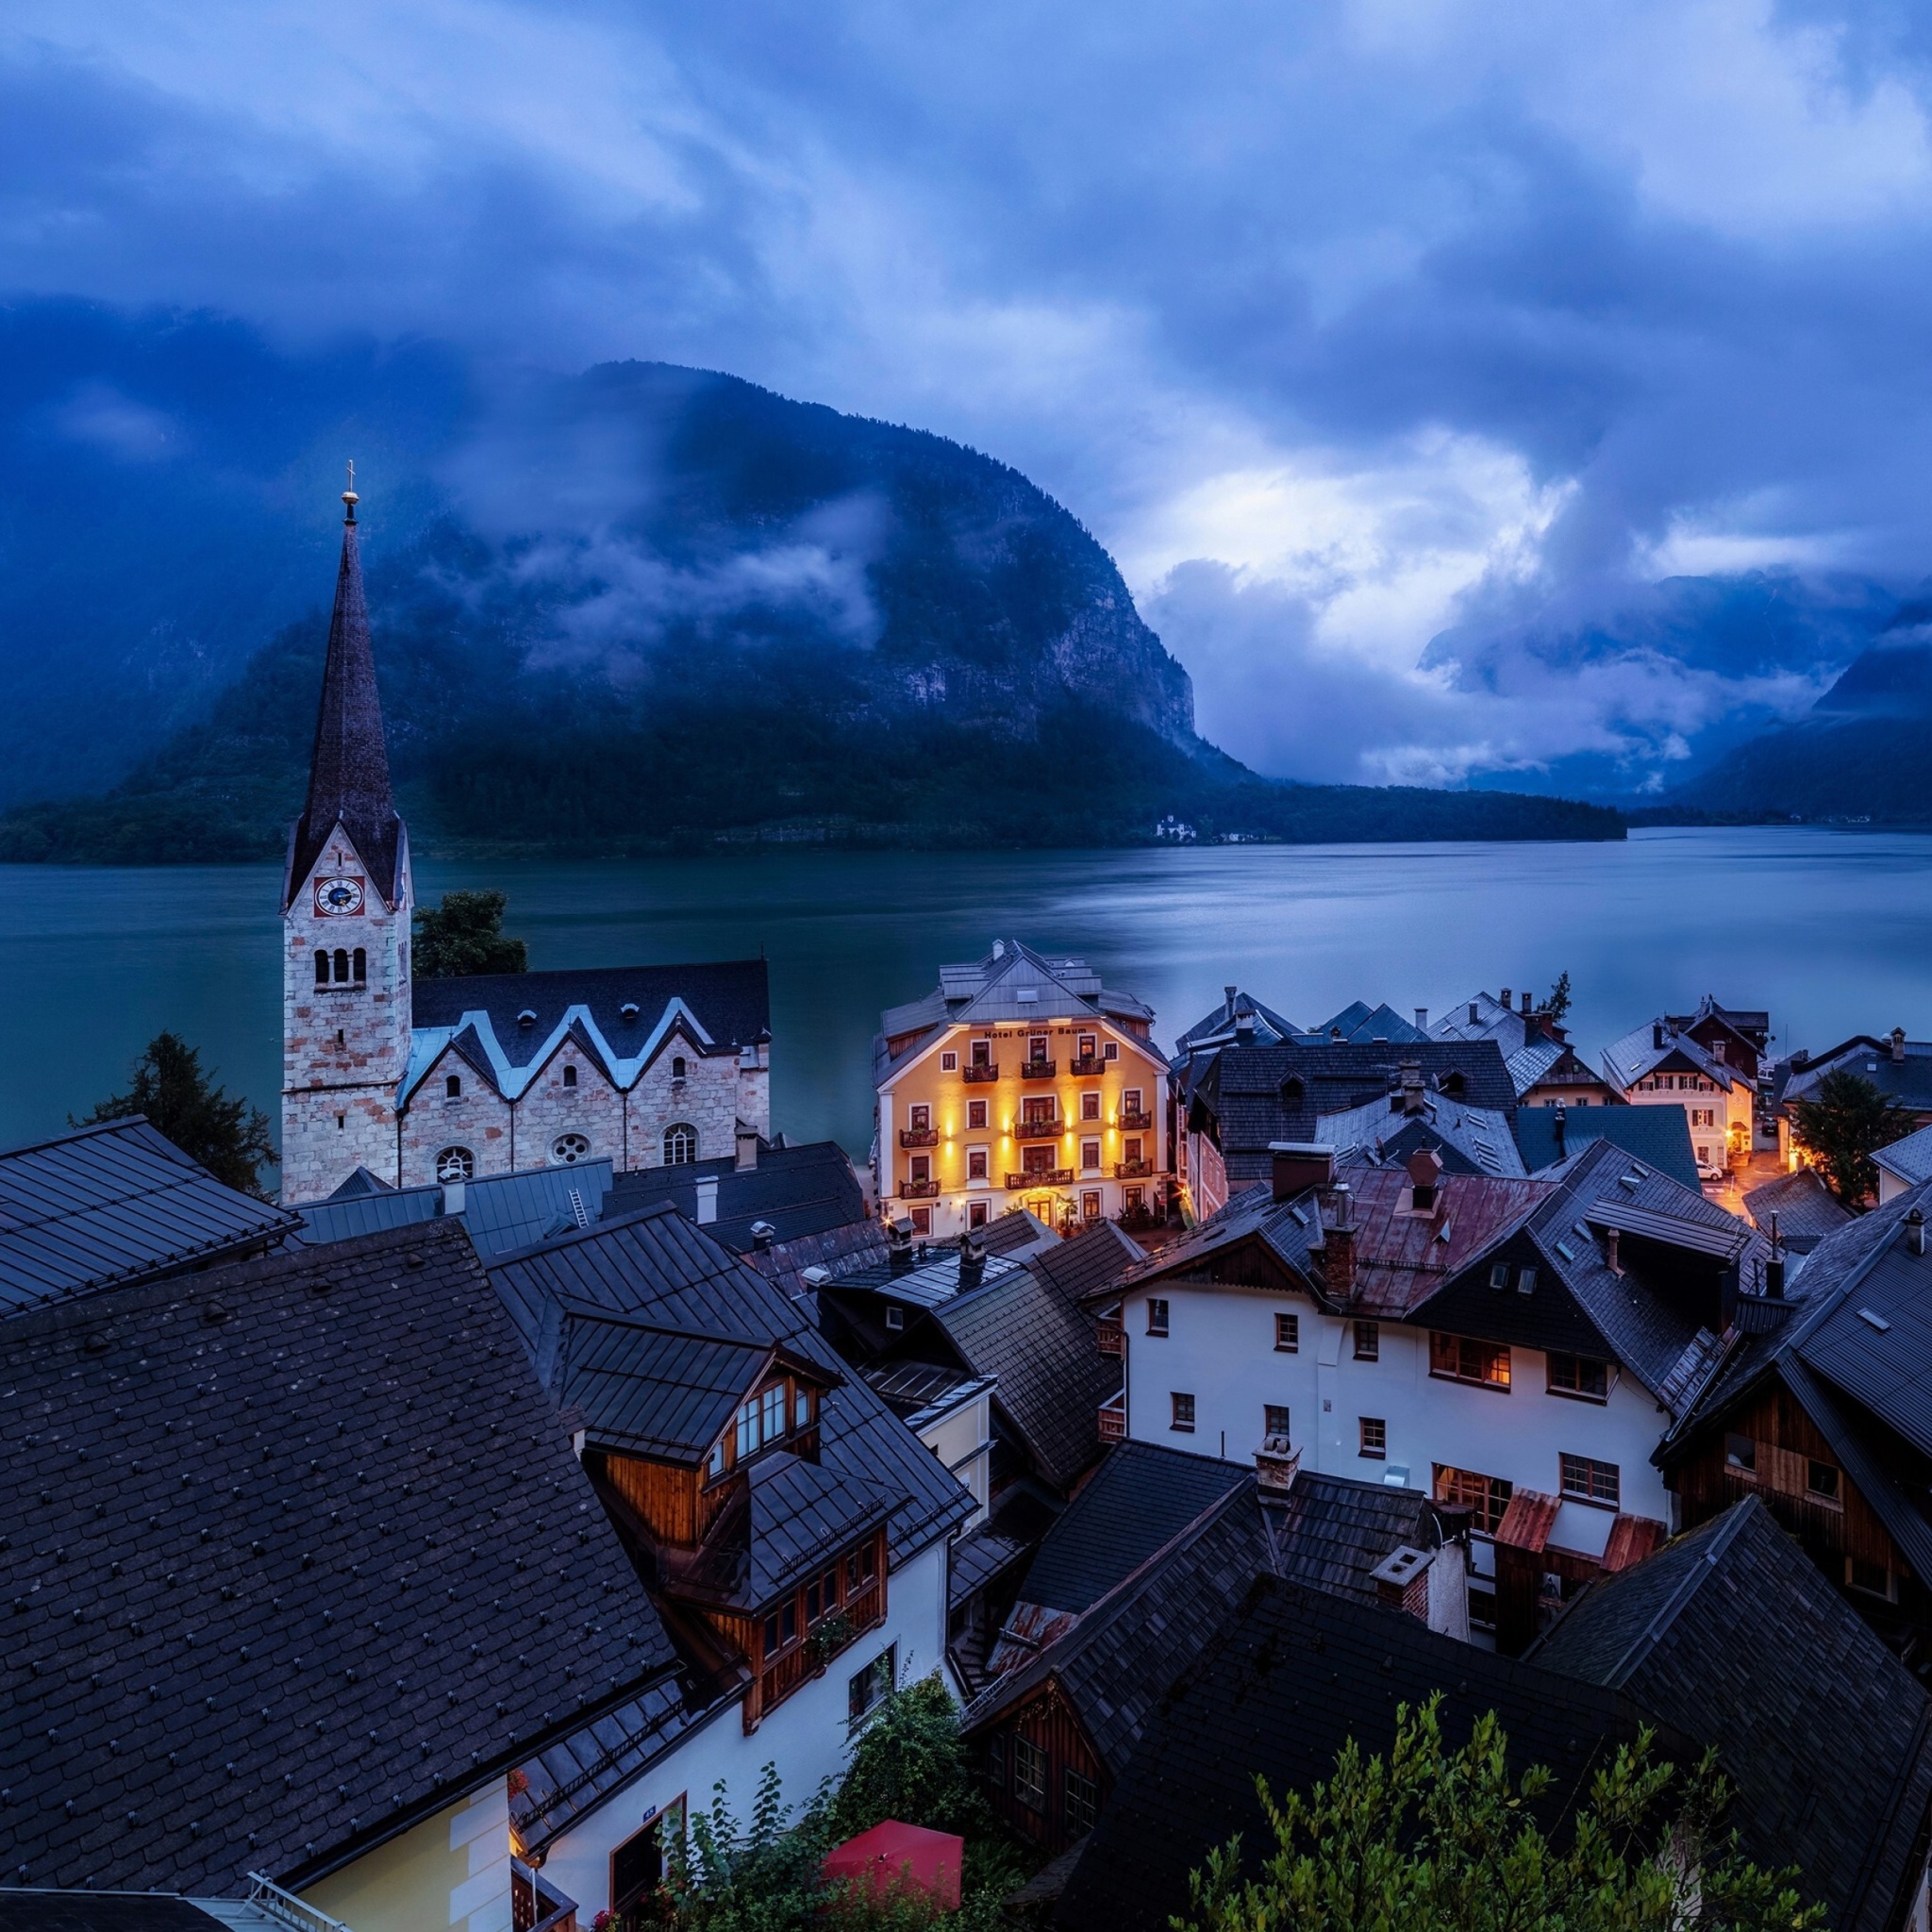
[7,1,1932,786]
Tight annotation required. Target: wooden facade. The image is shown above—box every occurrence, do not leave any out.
[978,1678,1108,1856]
[740,1528,888,1732]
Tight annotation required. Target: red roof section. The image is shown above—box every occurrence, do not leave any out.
[1342,1168,1551,1318]
[1494,1488,1562,1553]
[1602,1514,1667,1573]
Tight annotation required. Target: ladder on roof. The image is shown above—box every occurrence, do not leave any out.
[567,1186,591,1229]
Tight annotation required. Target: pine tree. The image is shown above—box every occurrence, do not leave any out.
[1789,1070,1911,1208]
[77,1032,277,1196]
[412,890,529,977]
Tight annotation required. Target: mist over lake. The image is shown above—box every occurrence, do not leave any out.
[8,824,1931,1167]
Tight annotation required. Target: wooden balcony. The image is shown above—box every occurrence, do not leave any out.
[1018,1058,1057,1079]
[962,1062,1000,1084]
[899,1176,940,1198]
[1067,1055,1106,1076]
[898,1127,940,1148]
[1097,1318,1123,1357]
[743,1577,885,1733]
[1117,1108,1154,1131]
[1098,1395,1126,1442]
[1114,1158,1154,1179]
[1013,1118,1062,1141]
[1008,1167,1074,1190]
[512,1861,578,1932]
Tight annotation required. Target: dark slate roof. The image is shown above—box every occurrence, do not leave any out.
[490,1205,973,1567]
[0,1896,276,1931]
[1785,1037,1932,1115]
[558,1307,779,1461]
[948,1525,1034,1607]
[1319,1095,1525,1176]
[0,1120,300,1314]
[742,1453,902,1605]
[933,1260,1122,1491]
[1195,1041,1516,1182]
[1018,1441,1251,1613]
[1172,988,1300,1058]
[1029,1220,1145,1306]
[1053,1576,1659,1932]
[295,1159,613,1258]
[1531,1500,1932,1932]
[284,507,404,909]
[1267,1472,1434,1603]
[606,1141,867,1252]
[963,1481,1278,1768]
[410,958,770,1074]
[1308,999,1428,1044]
[1513,1104,1700,1189]
[974,1208,1059,1258]
[749,1218,890,1301]
[1742,1166,1854,1248]
[0,1220,680,1897]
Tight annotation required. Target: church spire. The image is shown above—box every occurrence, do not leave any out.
[284,467,404,909]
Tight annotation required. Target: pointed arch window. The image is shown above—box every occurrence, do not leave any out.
[664,1123,698,1165]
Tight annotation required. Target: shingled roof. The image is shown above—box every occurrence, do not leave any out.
[1053,1576,1661,1932]
[284,498,404,910]
[1531,1499,1932,1932]
[0,1119,300,1314]
[491,1205,973,1568]
[606,1141,868,1252]
[0,1219,680,1897]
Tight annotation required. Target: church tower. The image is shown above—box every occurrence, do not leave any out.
[279,473,413,1204]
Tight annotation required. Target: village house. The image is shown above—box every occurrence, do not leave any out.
[1601,998,1768,1177]
[1876,1121,1932,1204]
[280,484,769,1205]
[1780,1029,1932,1140]
[1088,1136,1766,1649]
[1657,1181,1932,1666]
[872,941,1170,1239]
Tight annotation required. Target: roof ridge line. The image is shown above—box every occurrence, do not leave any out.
[1596,1500,1757,1690]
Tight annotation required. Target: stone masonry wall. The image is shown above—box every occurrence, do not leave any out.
[281,832,412,1204]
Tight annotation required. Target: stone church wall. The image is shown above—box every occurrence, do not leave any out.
[508,1048,629,1173]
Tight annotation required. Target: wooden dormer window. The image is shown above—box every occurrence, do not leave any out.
[706,1373,822,1484]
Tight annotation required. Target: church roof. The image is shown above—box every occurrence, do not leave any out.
[284,493,405,910]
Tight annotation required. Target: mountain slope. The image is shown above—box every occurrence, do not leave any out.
[0,305,1622,854]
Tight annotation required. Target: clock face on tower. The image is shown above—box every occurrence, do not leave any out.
[315,876,366,917]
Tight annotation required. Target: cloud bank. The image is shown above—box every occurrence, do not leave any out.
[8,0,1932,784]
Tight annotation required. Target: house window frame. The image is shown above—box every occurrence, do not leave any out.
[1264,1403,1291,1440]
[1359,1416,1387,1459]
[1558,1452,1621,1507]
[1064,1766,1099,1838]
[848,1643,897,1730]
[1428,1331,1511,1391]
[1546,1353,1609,1402]
[1170,1391,1195,1433]
[941,1051,958,1073]
[1146,1297,1170,1337]
[1353,1321,1379,1362]
[1433,1463,1514,1535]
[1011,1736,1047,1812]
[1274,1311,1299,1353]
[968,1099,989,1131]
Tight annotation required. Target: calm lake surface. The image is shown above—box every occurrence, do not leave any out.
[6,826,1932,1166]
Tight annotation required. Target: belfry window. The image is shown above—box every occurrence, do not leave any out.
[333,948,350,985]
[664,1123,698,1164]
[351,947,366,985]
[314,950,330,988]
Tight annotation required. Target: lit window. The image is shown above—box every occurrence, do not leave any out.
[1264,1403,1291,1439]
[1547,1353,1608,1401]
[910,1104,931,1131]
[435,1145,475,1184]
[551,1133,590,1165]
[444,1074,462,1099]
[1359,1417,1387,1458]
[1012,1737,1046,1811]
[562,1064,577,1089]
[1078,1034,1097,1059]
[1428,1332,1511,1390]
[1123,1088,1143,1115]
[1434,1463,1513,1534]
[1124,1137,1143,1163]
[1353,1322,1379,1361]
[1274,1312,1299,1352]
[1146,1298,1170,1337]
[1170,1391,1195,1432]
[1559,1454,1620,1507]
[1064,1767,1098,1837]
[663,1123,697,1164]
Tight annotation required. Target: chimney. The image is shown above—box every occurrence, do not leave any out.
[887,1215,917,1272]
[1604,1225,1621,1274]
[1500,988,1511,1012]
[748,1219,776,1253]
[1271,1141,1336,1201]
[695,1174,719,1225]
[441,1179,466,1216]
[1415,1008,1428,1032]
[1765,1252,1786,1298]
[1407,1145,1443,1213]
[1224,984,1239,1014]
[1653,1022,1666,1049]
[1236,1010,1256,1040]
[1893,1027,1907,1065]
[1399,1059,1425,1115]
[1910,1208,1927,1258]
[1468,1001,1480,1025]
[1324,1183,1357,1295]
[1553,1104,1566,1158]
[736,1123,759,1171]
[1521,991,1532,1016]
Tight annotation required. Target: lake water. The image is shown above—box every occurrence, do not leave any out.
[6,826,1932,1166]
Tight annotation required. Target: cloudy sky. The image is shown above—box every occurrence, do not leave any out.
[7,0,1932,784]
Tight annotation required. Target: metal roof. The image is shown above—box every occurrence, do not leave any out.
[0,1118,299,1312]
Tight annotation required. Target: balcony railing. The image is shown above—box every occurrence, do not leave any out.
[1007,1167,1074,1190]
[1117,1109,1154,1131]
[1098,1395,1126,1442]
[898,1127,940,1148]
[1019,1058,1057,1079]
[746,1577,885,1732]
[1097,1318,1123,1357]
[1114,1158,1154,1179]
[1013,1118,1062,1141]
[962,1062,1000,1084]
[900,1176,940,1198]
[512,1859,579,1932]
[1067,1055,1106,1076]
